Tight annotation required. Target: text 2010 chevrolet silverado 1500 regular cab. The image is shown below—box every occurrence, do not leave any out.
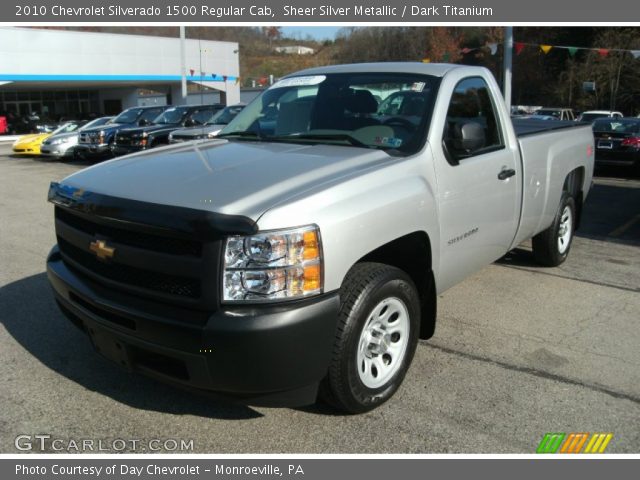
[46,63,594,413]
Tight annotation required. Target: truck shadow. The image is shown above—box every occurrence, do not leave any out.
[0,273,263,420]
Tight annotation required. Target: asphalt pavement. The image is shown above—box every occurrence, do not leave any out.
[0,144,638,453]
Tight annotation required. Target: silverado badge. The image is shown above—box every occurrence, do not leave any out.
[89,240,115,261]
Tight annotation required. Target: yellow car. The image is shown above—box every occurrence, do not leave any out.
[12,122,84,155]
[12,132,50,155]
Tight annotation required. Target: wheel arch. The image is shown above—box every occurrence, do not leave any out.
[563,166,585,230]
[352,231,437,340]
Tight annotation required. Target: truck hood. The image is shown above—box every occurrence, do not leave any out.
[118,124,181,136]
[81,123,127,134]
[61,139,392,221]
[172,125,225,138]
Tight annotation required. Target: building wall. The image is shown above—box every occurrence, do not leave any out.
[0,27,240,116]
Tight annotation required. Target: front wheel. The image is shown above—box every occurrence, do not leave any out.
[532,192,576,267]
[320,263,420,413]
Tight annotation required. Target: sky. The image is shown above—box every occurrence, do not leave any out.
[279,27,343,41]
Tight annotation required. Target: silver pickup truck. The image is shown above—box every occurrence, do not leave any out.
[46,63,594,413]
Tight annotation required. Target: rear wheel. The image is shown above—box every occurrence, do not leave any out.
[532,192,576,266]
[320,263,420,413]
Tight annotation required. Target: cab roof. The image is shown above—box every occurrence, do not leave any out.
[290,62,462,78]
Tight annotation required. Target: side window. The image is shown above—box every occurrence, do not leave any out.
[141,108,163,123]
[443,77,504,164]
[189,109,213,125]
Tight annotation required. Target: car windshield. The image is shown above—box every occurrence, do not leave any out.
[593,119,640,133]
[113,108,143,124]
[536,109,563,118]
[206,105,245,125]
[52,122,81,135]
[153,107,190,125]
[220,72,438,155]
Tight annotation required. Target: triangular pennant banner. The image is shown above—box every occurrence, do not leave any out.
[200,71,205,76]
[235,76,241,85]
[631,50,640,59]
[598,48,609,57]
[567,47,578,57]
[211,73,216,79]
[515,42,525,55]
[223,75,228,82]
[540,45,553,54]
[487,43,498,55]
[189,69,195,76]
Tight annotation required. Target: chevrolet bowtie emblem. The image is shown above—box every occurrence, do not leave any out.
[89,239,115,261]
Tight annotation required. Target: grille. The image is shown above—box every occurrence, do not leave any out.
[79,132,99,144]
[115,134,132,146]
[56,207,202,257]
[58,237,201,299]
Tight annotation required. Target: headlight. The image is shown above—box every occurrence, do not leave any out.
[223,225,323,302]
[168,133,173,141]
[206,131,218,139]
[97,130,105,144]
[51,138,70,145]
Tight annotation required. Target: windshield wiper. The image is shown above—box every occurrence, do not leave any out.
[268,133,371,148]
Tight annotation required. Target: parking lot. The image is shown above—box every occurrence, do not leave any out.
[0,142,638,453]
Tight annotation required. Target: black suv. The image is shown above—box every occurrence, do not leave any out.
[76,106,168,159]
[112,104,224,156]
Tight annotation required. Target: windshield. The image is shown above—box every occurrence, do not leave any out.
[536,109,562,117]
[206,105,245,125]
[113,108,143,124]
[220,73,438,155]
[593,119,640,133]
[52,122,81,135]
[153,107,190,125]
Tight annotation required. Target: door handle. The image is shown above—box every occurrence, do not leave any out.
[498,168,516,180]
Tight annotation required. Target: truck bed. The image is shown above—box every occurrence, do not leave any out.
[512,118,589,137]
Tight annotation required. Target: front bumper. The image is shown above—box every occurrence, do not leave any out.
[112,144,146,156]
[75,144,113,158]
[47,246,340,406]
[12,146,40,155]
[40,144,74,157]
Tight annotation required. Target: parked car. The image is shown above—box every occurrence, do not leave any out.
[592,117,640,173]
[533,108,576,121]
[112,104,224,155]
[75,105,168,159]
[46,63,594,413]
[578,110,624,123]
[169,104,245,143]
[12,121,85,155]
[40,117,114,160]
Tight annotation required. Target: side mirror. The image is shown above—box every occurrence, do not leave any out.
[452,121,486,153]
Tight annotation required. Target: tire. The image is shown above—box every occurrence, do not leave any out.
[320,262,420,413]
[532,191,576,267]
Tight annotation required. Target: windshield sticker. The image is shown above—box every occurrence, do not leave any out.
[270,75,326,89]
[410,82,426,92]
[374,136,403,148]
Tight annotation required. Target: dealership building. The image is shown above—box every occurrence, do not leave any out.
[0,27,240,119]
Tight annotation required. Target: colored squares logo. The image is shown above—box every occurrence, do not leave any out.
[537,433,613,453]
